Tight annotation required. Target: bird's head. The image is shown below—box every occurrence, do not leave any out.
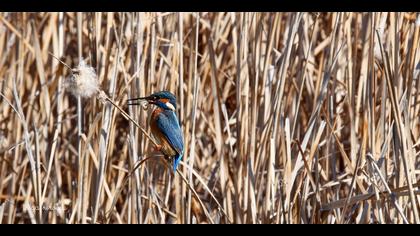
[127,91,177,111]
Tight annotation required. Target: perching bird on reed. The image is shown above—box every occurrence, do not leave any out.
[127,91,184,172]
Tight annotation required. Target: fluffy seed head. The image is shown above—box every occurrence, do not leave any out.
[66,59,99,98]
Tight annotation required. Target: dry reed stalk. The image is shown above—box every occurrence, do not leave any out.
[0,12,420,224]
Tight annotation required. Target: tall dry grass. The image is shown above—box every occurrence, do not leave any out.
[0,12,420,224]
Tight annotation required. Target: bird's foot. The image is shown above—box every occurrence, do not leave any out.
[154,144,162,152]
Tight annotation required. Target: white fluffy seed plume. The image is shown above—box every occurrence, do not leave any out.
[66,59,99,98]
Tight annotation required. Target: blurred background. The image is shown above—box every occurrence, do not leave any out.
[0,12,419,224]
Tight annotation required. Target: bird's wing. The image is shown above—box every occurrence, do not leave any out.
[156,110,184,155]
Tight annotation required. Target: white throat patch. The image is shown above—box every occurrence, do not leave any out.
[166,102,175,111]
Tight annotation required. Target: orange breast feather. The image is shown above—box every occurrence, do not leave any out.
[150,108,177,156]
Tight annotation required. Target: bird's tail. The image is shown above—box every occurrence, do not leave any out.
[173,153,182,172]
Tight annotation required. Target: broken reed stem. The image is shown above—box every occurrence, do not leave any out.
[104,152,234,224]
[48,52,73,71]
[96,90,159,148]
[104,157,209,224]
[20,12,420,224]
[176,168,215,224]
[105,156,232,224]
[105,155,153,223]
[177,161,233,223]
[48,53,155,148]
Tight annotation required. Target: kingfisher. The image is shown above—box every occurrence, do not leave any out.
[127,91,184,172]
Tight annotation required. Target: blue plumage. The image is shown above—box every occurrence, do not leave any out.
[155,109,184,171]
[128,91,184,172]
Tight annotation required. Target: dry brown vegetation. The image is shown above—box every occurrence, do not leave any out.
[0,12,420,224]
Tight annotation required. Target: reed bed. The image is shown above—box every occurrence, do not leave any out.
[0,12,419,224]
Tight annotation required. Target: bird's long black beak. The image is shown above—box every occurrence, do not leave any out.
[127,96,151,106]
